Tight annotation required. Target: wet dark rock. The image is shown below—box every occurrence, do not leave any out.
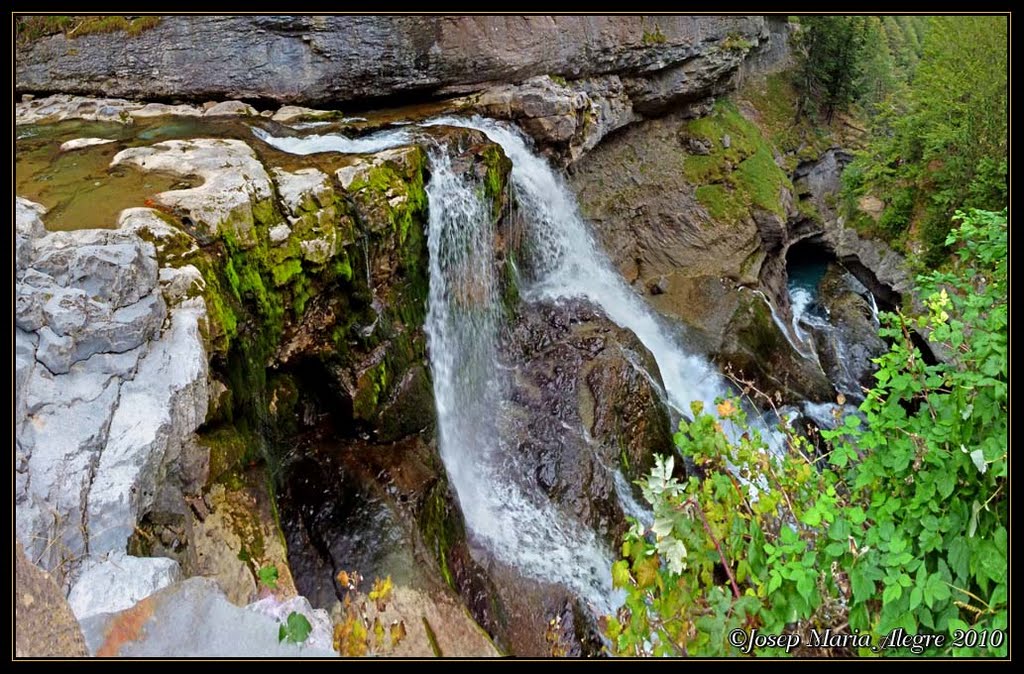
[717,292,835,404]
[811,264,888,398]
[501,299,671,539]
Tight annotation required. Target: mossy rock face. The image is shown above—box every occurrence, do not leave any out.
[121,131,514,618]
[681,100,793,226]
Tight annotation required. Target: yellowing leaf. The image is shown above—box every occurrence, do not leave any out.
[390,620,407,646]
[716,399,736,418]
[634,554,660,589]
[369,576,394,611]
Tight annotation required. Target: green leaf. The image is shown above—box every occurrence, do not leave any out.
[651,516,674,540]
[882,582,902,604]
[258,564,279,589]
[796,573,816,603]
[611,560,631,589]
[947,537,970,579]
[801,507,822,527]
[909,586,923,610]
[279,611,312,644]
[850,567,875,604]
[657,538,687,576]
[826,542,847,557]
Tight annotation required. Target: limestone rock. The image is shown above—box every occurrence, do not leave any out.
[68,552,182,620]
[59,137,115,152]
[15,94,141,124]
[16,197,46,275]
[204,100,257,116]
[86,302,210,555]
[470,75,637,164]
[112,139,275,247]
[15,197,209,584]
[272,105,337,123]
[271,167,334,218]
[130,102,204,118]
[16,17,781,110]
[247,595,333,652]
[78,578,337,657]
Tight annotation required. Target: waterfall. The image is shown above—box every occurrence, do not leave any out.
[255,117,782,613]
[251,126,413,154]
[422,146,617,613]
[425,116,734,420]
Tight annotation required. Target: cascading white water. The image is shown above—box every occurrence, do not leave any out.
[423,147,618,613]
[251,126,414,154]
[425,116,734,420]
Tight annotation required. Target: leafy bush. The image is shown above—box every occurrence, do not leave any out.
[608,209,1007,657]
[878,187,915,236]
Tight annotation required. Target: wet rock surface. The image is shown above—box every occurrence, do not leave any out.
[810,264,888,399]
[501,298,671,539]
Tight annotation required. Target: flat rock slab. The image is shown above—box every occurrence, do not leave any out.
[80,578,337,657]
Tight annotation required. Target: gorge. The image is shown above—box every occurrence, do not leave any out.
[16,15,925,657]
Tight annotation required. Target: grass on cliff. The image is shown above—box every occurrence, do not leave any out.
[737,72,858,171]
[682,100,792,224]
[16,15,161,43]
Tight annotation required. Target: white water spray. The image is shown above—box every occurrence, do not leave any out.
[426,116,735,419]
[423,147,618,612]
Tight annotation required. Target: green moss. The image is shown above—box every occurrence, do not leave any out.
[418,481,460,588]
[17,15,162,43]
[270,258,303,287]
[796,196,823,223]
[642,24,667,45]
[684,100,792,225]
[252,197,279,228]
[201,424,260,486]
[347,149,428,246]
[333,252,353,283]
[549,74,569,87]
[352,359,389,422]
[738,72,834,159]
[722,32,753,52]
[482,144,512,220]
[695,184,746,223]
[736,146,788,218]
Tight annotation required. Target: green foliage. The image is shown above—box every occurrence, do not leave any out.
[737,72,833,171]
[278,611,312,644]
[642,24,666,45]
[857,17,900,111]
[793,16,867,123]
[258,564,279,590]
[877,187,914,236]
[608,210,1007,657]
[841,16,1007,262]
[723,33,753,52]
